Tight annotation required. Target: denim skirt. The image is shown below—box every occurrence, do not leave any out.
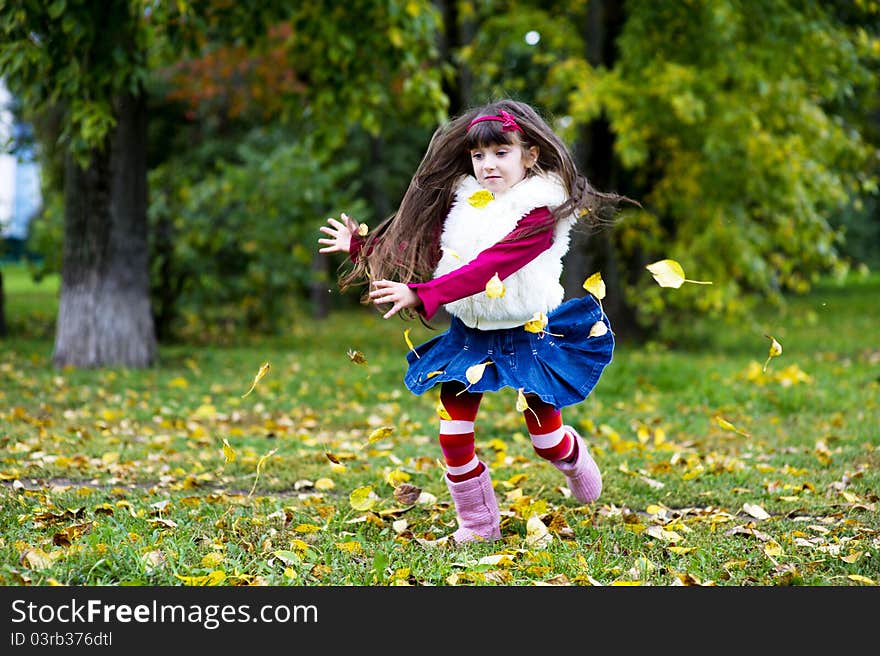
[404,295,614,409]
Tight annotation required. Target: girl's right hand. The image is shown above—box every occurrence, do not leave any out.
[318,212,360,254]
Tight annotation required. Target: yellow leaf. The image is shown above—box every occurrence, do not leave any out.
[582,271,606,299]
[350,486,376,511]
[485,272,505,298]
[404,328,419,359]
[667,546,696,555]
[168,376,189,388]
[347,349,368,365]
[763,541,784,557]
[467,189,494,208]
[248,448,278,497]
[847,574,875,585]
[330,462,347,474]
[588,321,608,337]
[314,478,335,490]
[335,541,363,554]
[526,514,552,548]
[715,415,751,437]
[357,223,369,236]
[242,361,270,398]
[175,570,226,586]
[443,247,461,260]
[221,439,236,465]
[516,388,529,413]
[201,552,224,568]
[368,426,395,444]
[465,361,492,385]
[646,259,713,288]
[436,401,452,420]
[524,312,549,334]
[763,335,783,372]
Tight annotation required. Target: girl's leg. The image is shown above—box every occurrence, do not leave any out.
[522,394,576,463]
[439,381,500,543]
[523,394,602,503]
[438,381,484,482]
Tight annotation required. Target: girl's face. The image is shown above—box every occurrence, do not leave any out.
[469,140,539,194]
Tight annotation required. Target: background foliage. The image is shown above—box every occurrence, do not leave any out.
[2,0,879,341]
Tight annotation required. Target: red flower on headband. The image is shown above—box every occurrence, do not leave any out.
[497,110,521,132]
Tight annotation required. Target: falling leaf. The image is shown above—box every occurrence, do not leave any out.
[248,448,278,497]
[404,328,419,359]
[443,247,461,260]
[358,223,369,236]
[646,259,713,288]
[457,361,493,395]
[347,349,367,365]
[221,439,236,465]
[367,426,395,444]
[516,388,540,425]
[588,321,608,337]
[485,273,505,298]
[763,335,783,372]
[436,401,452,420]
[242,361,270,398]
[467,189,494,208]
[715,415,751,437]
[516,388,529,413]
[350,486,377,511]
[524,312,549,334]
[582,271,606,299]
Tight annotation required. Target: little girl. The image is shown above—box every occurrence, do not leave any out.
[318,99,624,544]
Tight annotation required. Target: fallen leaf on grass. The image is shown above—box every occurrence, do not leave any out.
[742,503,771,520]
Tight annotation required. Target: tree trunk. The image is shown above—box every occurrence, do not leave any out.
[53,92,156,368]
[564,0,642,339]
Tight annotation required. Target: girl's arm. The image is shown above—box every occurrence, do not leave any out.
[407,206,555,320]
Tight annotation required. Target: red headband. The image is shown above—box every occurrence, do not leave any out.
[467,109,523,133]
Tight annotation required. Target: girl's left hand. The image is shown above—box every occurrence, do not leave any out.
[369,280,420,319]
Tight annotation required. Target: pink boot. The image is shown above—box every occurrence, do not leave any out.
[445,465,501,544]
[553,425,602,503]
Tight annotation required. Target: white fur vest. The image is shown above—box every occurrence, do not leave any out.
[433,173,577,330]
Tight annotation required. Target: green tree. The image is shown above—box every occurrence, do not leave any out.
[456,0,879,337]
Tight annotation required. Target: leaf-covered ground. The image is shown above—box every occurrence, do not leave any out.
[1,273,878,586]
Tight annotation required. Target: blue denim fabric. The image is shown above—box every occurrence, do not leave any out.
[404,295,614,409]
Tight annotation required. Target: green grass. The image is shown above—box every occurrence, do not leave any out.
[1,269,878,586]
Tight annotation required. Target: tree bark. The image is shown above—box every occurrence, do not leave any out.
[564,0,642,338]
[53,92,157,368]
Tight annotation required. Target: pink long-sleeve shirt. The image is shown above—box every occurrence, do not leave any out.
[351,207,555,321]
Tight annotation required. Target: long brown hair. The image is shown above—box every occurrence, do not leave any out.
[339,99,627,315]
